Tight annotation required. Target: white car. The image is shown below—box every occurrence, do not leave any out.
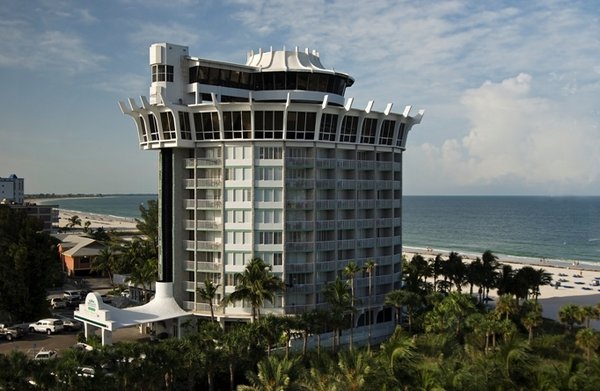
[29,318,64,335]
[50,297,67,309]
[34,350,57,360]
[73,342,94,351]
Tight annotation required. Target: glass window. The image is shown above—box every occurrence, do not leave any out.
[160,112,176,140]
[138,116,148,142]
[179,112,192,140]
[361,118,377,144]
[396,123,406,147]
[193,112,220,140]
[258,146,283,159]
[379,120,395,145]
[340,116,358,143]
[254,111,284,139]
[148,114,159,141]
[286,111,316,140]
[319,113,338,141]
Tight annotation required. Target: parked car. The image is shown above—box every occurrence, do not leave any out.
[29,318,64,335]
[0,324,24,341]
[34,349,57,360]
[63,290,82,303]
[76,366,95,378]
[50,297,67,309]
[61,318,82,331]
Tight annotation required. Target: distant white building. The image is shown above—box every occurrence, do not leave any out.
[120,43,424,335]
[0,174,24,204]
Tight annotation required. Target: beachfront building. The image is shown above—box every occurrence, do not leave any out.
[0,174,24,204]
[120,43,423,339]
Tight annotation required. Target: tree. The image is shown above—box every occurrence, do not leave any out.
[343,261,361,350]
[576,328,600,363]
[91,246,118,287]
[238,355,303,391]
[580,305,599,328]
[0,206,63,320]
[385,289,421,333]
[66,214,82,229]
[323,277,353,351]
[445,252,467,293]
[334,350,373,391]
[559,304,584,332]
[494,294,518,321]
[128,257,157,303]
[224,258,285,322]
[197,279,221,322]
[136,199,159,251]
[363,260,376,351]
[520,300,543,344]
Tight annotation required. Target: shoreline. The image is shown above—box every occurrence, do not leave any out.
[58,209,138,231]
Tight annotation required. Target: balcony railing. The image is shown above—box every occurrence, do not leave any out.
[315,241,336,251]
[286,221,315,231]
[185,220,222,230]
[185,157,222,168]
[315,200,336,209]
[285,263,313,273]
[286,179,314,188]
[185,199,222,209]
[337,200,355,209]
[337,220,355,230]
[315,179,336,188]
[315,158,336,169]
[285,157,313,167]
[337,159,356,169]
[356,161,375,170]
[357,238,376,248]
[315,220,336,230]
[376,218,393,228]
[286,200,314,209]
[357,200,376,209]
[285,242,314,251]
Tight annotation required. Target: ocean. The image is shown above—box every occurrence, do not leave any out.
[40,195,600,265]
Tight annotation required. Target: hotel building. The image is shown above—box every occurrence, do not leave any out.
[0,174,24,204]
[120,43,423,330]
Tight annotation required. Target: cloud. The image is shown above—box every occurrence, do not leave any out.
[410,74,600,193]
[127,23,203,48]
[0,20,106,73]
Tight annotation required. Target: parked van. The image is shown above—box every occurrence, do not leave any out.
[29,319,64,335]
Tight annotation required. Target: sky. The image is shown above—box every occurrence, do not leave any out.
[1,0,599,196]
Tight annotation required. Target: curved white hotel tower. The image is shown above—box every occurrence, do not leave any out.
[120,43,424,331]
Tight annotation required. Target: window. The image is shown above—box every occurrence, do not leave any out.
[256,209,282,223]
[258,231,283,245]
[254,111,284,139]
[194,112,220,140]
[319,113,338,141]
[138,116,148,142]
[225,167,251,181]
[396,123,406,147]
[255,188,282,202]
[226,146,250,160]
[152,64,174,82]
[286,111,316,140]
[226,209,251,223]
[179,112,192,140]
[340,116,359,143]
[256,167,282,181]
[160,112,176,140]
[223,111,251,139]
[255,252,283,266]
[148,114,159,141]
[257,146,283,159]
[361,118,377,144]
[225,189,252,202]
[226,231,251,244]
[379,120,395,145]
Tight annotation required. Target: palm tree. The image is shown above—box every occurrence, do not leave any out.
[430,254,444,292]
[385,289,421,333]
[224,258,285,322]
[363,260,376,350]
[334,350,373,391]
[323,277,353,352]
[520,300,543,344]
[197,279,220,322]
[66,214,82,229]
[128,258,157,303]
[494,294,518,321]
[558,304,584,332]
[343,261,361,350]
[377,327,418,385]
[91,246,118,287]
[238,355,303,391]
[446,252,467,293]
[576,327,600,362]
[481,250,499,299]
[580,305,599,328]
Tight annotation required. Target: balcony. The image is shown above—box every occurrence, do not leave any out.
[337,200,356,209]
[286,242,314,251]
[315,179,336,188]
[376,181,393,190]
[185,178,222,188]
[316,158,336,169]
[376,161,393,171]
[356,219,374,229]
[286,200,314,209]
[286,179,314,188]
[285,263,313,273]
[376,200,393,208]
[337,180,356,189]
[188,241,222,251]
[376,218,393,228]
[315,200,336,209]
[337,239,355,250]
[357,238,376,248]
[185,220,222,230]
[315,220,336,230]
[337,159,356,169]
[357,200,376,209]
[356,180,375,189]
[356,161,375,170]
[315,241,336,251]
[184,261,222,271]
[185,199,222,209]
[185,157,222,168]
[377,237,393,246]
[286,221,315,231]
[336,220,355,230]
[285,157,313,167]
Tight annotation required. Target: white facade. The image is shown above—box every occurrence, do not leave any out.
[0,174,24,204]
[120,43,424,327]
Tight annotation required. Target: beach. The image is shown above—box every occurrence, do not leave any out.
[404,247,600,330]
[58,209,138,231]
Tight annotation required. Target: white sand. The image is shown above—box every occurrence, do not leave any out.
[404,247,600,329]
[58,209,138,231]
